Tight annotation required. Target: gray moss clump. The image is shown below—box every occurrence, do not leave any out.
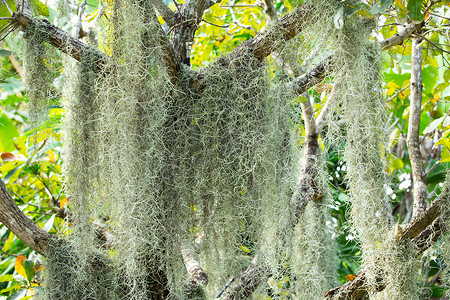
[291,201,338,298]
[23,25,53,129]
[96,0,173,297]
[40,241,115,300]
[438,177,450,298]
[331,16,421,299]
[175,51,295,297]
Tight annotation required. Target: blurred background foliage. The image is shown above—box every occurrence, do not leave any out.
[0,0,449,299]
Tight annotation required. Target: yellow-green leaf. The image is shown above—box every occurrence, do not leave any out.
[441,146,450,162]
[392,158,404,169]
[30,0,49,16]
[0,275,14,282]
[239,245,251,253]
[3,231,14,252]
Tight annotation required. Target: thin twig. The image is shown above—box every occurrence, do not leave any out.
[0,17,14,20]
[227,1,253,30]
[220,4,260,7]
[414,33,450,54]
[1,0,13,15]
[72,0,87,38]
[0,250,18,258]
[381,22,402,27]
[386,85,409,103]
[425,161,439,177]
[424,10,450,21]
[27,211,54,216]
[201,18,229,28]
[172,0,181,12]
[215,277,235,299]
[0,23,18,42]
[28,164,57,206]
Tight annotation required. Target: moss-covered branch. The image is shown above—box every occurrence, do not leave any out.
[181,240,208,289]
[11,11,181,80]
[13,12,102,65]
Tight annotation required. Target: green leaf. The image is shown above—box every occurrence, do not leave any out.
[239,245,251,253]
[42,215,55,232]
[30,0,49,16]
[2,78,24,95]
[433,82,450,95]
[406,0,424,21]
[444,69,450,82]
[344,3,371,16]
[419,111,430,133]
[423,116,445,134]
[0,285,20,294]
[3,232,14,252]
[22,260,35,283]
[0,49,12,57]
[371,0,393,14]
[0,275,14,283]
[423,66,439,94]
[0,113,19,152]
[6,288,27,300]
[0,0,16,28]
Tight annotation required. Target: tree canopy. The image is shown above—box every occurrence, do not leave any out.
[0,0,450,299]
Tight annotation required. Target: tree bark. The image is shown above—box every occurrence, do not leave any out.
[0,178,53,255]
[408,35,427,221]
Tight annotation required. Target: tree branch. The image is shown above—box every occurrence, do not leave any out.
[0,178,53,256]
[222,4,314,63]
[380,22,425,50]
[262,0,277,21]
[287,18,424,97]
[408,35,427,221]
[11,11,181,80]
[291,94,321,221]
[401,184,449,240]
[151,0,176,27]
[12,12,103,65]
[181,240,208,289]
[288,57,332,97]
[218,254,265,299]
